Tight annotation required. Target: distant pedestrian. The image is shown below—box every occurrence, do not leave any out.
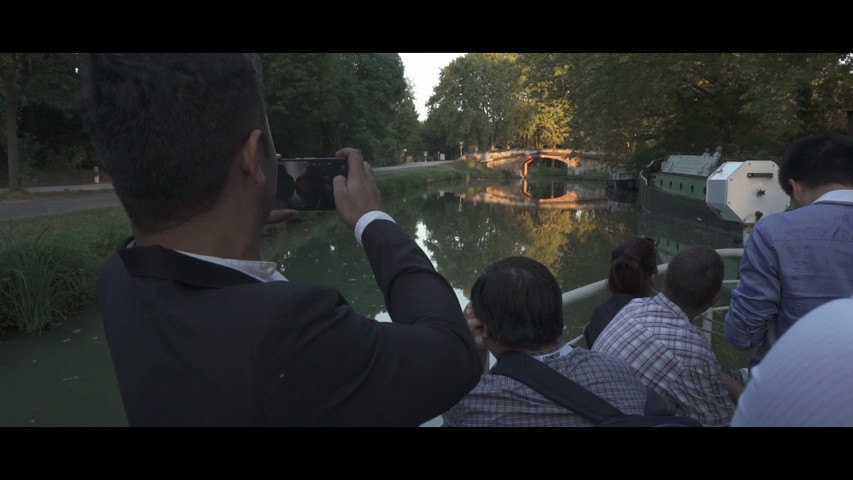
[711,145,723,163]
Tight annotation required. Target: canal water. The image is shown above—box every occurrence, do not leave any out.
[0,177,752,427]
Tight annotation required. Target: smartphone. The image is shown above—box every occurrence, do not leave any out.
[275,157,348,210]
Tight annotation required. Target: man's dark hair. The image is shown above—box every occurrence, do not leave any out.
[77,53,270,234]
[607,236,660,297]
[778,131,853,196]
[470,256,563,349]
[663,246,724,312]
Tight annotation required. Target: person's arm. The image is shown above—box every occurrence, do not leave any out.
[719,370,745,404]
[724,225,781,351]
[679,362,737,427]
[307,147,480,426]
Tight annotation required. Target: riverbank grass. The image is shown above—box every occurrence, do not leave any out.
[0,208,131,335]
[0,234,97,334]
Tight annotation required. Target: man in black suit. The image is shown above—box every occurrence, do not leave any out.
[77,53,481,426]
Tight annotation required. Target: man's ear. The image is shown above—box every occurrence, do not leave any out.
[472,319,490,349]
[788,178,803,203]
[464,303,489,349]
[239,129,265,184]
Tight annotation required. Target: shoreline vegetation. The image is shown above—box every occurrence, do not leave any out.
[0,160,607,337]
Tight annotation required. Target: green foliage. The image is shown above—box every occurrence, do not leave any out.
[260,53,420,165]
[261,52,343,157]
[0,231,98,334]
[556,53,853,158]
[0,207,131,334]
[427,53,525,152]
[1,53,84,190]
[514,53,573,148]
[4,52,853,193]
[423,52,853,159]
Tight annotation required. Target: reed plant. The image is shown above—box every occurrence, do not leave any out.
[0,232,97,334]
[0,208,130,335]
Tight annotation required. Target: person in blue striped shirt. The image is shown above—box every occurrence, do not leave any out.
[725,132,853,372]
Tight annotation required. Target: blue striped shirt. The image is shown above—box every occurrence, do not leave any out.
[724,190,853,368]
[732,296,853,426]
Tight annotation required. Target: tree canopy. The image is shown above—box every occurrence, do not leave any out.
[3,52,852,189]
[426,52,853,163]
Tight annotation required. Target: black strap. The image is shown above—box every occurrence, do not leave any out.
[490,350,623,423]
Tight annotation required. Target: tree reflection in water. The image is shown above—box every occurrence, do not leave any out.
[262,177,750,371]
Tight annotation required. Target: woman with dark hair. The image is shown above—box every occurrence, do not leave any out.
[583,236,660,349]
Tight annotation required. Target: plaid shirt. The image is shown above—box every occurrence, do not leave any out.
[440,343,648,427]
[592,293,735,426]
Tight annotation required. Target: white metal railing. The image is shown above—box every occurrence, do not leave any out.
[563,248,744,346]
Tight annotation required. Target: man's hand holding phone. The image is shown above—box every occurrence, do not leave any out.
[333,148,385,228]
[276,157,348,211]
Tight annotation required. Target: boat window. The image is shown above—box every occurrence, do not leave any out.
[669,181,672,188]
[691,185,694,193]
[679,183,683,191]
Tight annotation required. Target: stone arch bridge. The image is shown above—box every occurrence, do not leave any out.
[469,148,613,177]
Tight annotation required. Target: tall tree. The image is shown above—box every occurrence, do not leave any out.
[1,53,79,191]
[261,53,344,158]
[261,53,419,166]
[427,53,523,152]
[515,53,573,148]
[337,53,418,165]
[736,53,853,154]
[562,53,853,161]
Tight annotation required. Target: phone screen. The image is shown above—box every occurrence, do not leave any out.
[275,157,348,210]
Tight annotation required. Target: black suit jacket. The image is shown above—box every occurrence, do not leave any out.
[98,219,481,426]
[583,293,635,349]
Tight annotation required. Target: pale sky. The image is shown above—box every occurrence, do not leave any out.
[399,53,466,122]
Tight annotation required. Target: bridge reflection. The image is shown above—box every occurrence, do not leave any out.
[455,179,614,210]
[473,148,612,178]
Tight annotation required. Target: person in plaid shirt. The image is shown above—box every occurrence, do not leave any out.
[593,246,743,427]
[441,256,655,427]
